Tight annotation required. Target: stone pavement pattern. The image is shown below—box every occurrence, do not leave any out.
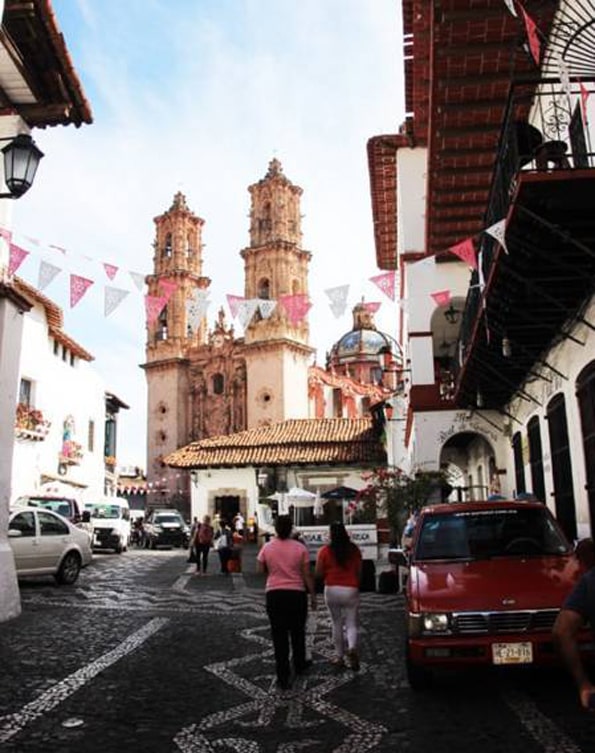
[1,544,594,752]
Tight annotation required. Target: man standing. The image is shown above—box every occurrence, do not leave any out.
[553,541,595,709]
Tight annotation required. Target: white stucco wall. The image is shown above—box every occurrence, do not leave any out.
[11,297,107,504]
[190,467,259,523]
[396,147,427,255]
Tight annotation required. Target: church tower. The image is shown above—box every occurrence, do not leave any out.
[143,192,210,505]
[241,158,314,427]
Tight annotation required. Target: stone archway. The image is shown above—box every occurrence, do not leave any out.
[439,431,499,502]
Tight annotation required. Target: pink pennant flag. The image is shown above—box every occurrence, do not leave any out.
[430,290,451,307]
[520,6,541,66]
[226,294,245,319]
[145,295,167,326]
[70,274,94,308]
[103,262,119,281]
[158,279,178,301]
[579,80,590,126]
[278,293,312,326]
[449,238,477,269]
[8,243,29,277]
[369,271,396,301]
[0,226,12,243]
[363,301,381,313]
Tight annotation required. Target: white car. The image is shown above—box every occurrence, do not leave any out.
[8,506,93,584]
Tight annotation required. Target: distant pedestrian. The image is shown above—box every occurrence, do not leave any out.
[194,515,214,575]
[234,511,245,539]
[257,515,317,690]
[216,523,233,574]
[315,522,362,671]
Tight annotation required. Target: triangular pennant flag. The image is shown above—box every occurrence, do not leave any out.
[503,0,517,16]
[579,80,590,127]
[145,295,167,326]
[369,271,396,301]
[0,226,12,243]
[103,262,119,281]
[484,219,509,254]
[558,56,571,99]
[186,295,210,332]
[449,238,477,269]
[236,299,259,328]
[324,284,350,311]
[258,299,277,319]
[363,301,381,313]
[8,243,29,277]
[129,271,146,292]
[70,274,94,308]
[159,279,178,301]
[226,294,245,319]
[430,290,451,307]
[520,6,541,66]
[278,293,312,326]
[329,302,346,319]
[38,260,61,291]
[104,286,129,317]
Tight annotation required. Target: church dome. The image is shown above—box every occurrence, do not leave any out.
[328,301,402,379]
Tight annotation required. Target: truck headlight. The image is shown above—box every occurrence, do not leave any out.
[422,613,450,634]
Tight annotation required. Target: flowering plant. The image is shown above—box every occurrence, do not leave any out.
[104,455,117,467]
[15,403,51,435]
[62,439,83,460]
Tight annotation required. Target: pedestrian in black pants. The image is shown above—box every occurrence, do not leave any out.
[194,515,214,576]
[216,523,233,574]
[257,515,317,690]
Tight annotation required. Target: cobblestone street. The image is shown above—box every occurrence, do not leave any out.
[1,545,594,752]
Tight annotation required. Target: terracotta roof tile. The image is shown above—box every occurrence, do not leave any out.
[164,418,386,469]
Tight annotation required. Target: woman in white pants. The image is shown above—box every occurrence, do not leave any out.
[315,522,362,670]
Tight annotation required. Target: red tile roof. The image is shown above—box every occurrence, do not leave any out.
[164,418,387,469]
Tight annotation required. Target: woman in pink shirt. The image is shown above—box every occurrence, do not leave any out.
[315,522,362,670]
[257,515,316,690]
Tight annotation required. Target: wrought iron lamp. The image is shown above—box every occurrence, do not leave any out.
[0,133,44,198]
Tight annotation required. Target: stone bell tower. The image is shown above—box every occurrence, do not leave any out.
[240,158,314,428]
[143,192,211,507]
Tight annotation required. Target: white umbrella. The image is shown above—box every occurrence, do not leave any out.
[285,486,317,508]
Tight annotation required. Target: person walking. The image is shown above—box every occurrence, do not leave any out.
[216,522,233,574]
[315,522,362,671]
[194,515,214,575]
[257,515,317,690]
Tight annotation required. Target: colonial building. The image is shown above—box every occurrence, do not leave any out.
[145,159,401,519]
[367,0,595,541]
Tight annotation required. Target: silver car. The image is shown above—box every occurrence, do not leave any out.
[8,506,93,584]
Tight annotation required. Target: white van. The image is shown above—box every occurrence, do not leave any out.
[84,497,131,554]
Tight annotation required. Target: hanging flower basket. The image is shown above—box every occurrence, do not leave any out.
[60,439,83,465]
[14,403,51,440]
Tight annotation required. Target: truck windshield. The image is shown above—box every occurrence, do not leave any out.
[414,507,570,561]
[86,504,122,520]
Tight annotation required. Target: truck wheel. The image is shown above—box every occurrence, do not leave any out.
[406,648,433,691]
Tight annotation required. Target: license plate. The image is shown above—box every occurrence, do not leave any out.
[492,642,533,665]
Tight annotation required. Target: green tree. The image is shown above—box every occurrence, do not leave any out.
[358,467,451,543]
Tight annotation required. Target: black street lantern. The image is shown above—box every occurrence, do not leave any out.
[1,133,44,198]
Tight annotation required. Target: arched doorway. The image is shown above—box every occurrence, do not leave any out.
[576,362,595,539]
[439,431,498,502]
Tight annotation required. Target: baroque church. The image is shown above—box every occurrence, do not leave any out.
[142,159,401,516]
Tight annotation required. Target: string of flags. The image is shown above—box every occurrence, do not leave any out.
[2,225,398,330]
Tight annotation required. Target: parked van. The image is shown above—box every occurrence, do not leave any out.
[84,497,131,554]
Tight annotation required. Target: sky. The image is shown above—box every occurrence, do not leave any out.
[11,0,404,469]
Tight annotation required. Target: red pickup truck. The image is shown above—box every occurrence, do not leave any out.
[401,499,592,689]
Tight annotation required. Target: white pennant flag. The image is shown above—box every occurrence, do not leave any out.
[104,286,130,317]
[129,271,146,292]
[557,56,572,99]
[324,284,349,317]
[236,299,259,328]
[503,0,517,16]
[38,260,61,291]
[186,295,210,332]
[258,299,277,319]
[484,219,509,254]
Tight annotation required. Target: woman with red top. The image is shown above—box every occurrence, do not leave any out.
[315,521,362,670]
[257,515,317,690]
